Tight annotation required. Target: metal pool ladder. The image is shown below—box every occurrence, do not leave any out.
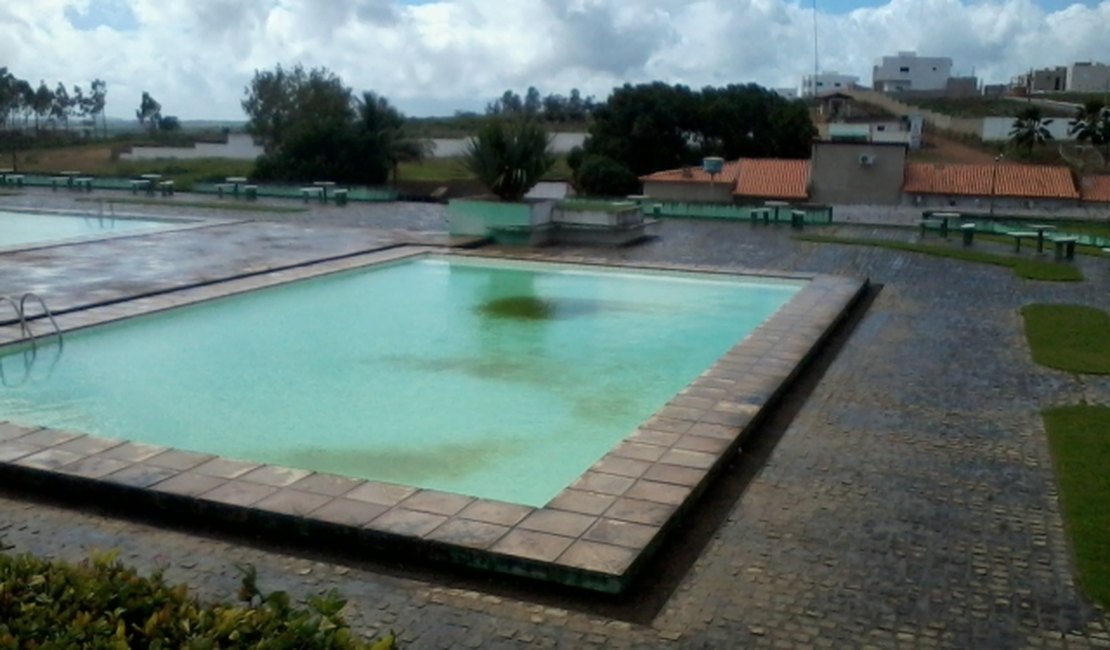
[0,292,63,346]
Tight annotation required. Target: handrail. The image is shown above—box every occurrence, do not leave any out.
[0,295,30,337]
[17,293,63,346]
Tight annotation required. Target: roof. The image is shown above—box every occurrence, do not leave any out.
[732,159,810,200]
[640,158,810,200]
[903,163,1079,199]
[1079,175,1110,203]
[639,160,742,184]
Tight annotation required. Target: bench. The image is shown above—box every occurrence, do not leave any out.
[333,188,349,206]
[920,218,947,238]
[749,208,771,225]
[50,176,69,190]
[1006,231,1038,252]
[243,184,258,200]
[158,180,175,196]
[73,177,94,191]
[4,174,24,187]
[300,186,324,202]
[130,179,152,194]
[960,223,976,247]
[790,210,805,230]
[215,183,237,197]
[1052,236,1078,261]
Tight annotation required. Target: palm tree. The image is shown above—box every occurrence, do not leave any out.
[463,118,554,201]
[1068,99,1110,159]
[356,92,430,184]
[1009,106,1054,155]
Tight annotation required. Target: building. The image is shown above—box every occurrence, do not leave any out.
[1014,66,1068,93]
[800,72,860,98]
[1067,62,1110,93]
[639,159,809,203]
[825,115,923,149]
[872,52,952,93]
[902,163,1079,209]
[809,141,907,204]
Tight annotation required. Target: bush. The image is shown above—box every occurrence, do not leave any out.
[0,551,395,649]
[463,118,554,201]
[573,155,640,197]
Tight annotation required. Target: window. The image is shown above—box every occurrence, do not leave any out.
[899,66,910,73]
[834,82,841,87]
[932,67,937,71]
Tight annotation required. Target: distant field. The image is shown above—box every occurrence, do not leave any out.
[912,97,1075,118]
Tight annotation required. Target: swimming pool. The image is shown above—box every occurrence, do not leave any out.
[0,255,801,507]
[0,210,172,249]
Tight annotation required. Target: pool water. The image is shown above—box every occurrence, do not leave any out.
[0,210,168,248]
[0,256,802,506]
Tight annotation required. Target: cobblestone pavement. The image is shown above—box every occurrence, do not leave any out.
[1,198,1109,648]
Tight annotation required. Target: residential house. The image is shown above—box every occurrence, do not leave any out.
[801,72,860,98]
[1067,62,1110,93]
[902,163,1080,209]
[873,52,952,93]
[639,159,809,204]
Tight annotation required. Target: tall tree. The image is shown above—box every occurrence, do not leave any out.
[242,64,352,154]
[50,83,70,130]
[88,79,107,137]
[1009,106,1053,154]
[31,81,53,132]
[136,91,162,133]
[1068,99,1110,159]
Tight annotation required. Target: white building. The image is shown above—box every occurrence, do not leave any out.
[872,51,952,92]
[800,72,860,97]
[1067,62,1110,93]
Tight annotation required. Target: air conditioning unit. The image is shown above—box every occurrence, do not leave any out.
[858,153,877,166]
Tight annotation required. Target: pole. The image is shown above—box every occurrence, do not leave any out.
[989,154,1001,217]
[812,0,819,98]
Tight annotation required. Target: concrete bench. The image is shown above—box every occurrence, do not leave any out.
[215,183,236,197]
[158,180,175,196]
[1006,231,1038,252]
[4,174,24,187]
[333,188,349,206]
[243,184,258,200]
[790,210,806,230]
[300,186,324,202]
[920,218,947,238]
[73,177,94,191]
[130,179,152,194]
[50,176,69,190]
[1052,236,1078,261]
[960,223,976,247]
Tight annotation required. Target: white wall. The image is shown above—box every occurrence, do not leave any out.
[1067,62,1110,93]
[980,116,1076,142]
[802,72,860,97]
[873,53,952,91]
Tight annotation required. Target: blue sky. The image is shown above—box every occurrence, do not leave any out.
[0,0,1106,119]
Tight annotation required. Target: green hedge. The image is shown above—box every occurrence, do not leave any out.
[0,550,395,649]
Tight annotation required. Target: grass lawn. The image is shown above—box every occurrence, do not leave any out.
[1042,405,1110,609]
[1021,304,1110,374]
[73,196,307,214]
[795,234,1084,282]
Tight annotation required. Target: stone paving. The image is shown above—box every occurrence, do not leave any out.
[1,191,1109,648]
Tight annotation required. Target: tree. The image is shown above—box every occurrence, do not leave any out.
[158,115,181,132]
[355,91,430,183]
[1009,106,1053,154]
[88,79,107,137]
[1068,99,1110,159]
[573,155,640,197]
[50,83,70,130]
[31,81,53,132]
[242,64,353,154]
[136,91,162,133]
[523,86,541,115]
[463,118,554,201]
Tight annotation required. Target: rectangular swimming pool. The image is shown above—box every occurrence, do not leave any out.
[0,255,802,507]
[0,210,172,249]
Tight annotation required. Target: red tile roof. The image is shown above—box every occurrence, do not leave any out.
[1079,175,1110,203]
[640,158,810,200]
[903,163,1079,199]
[639,160,742,184]
[732,159,810,200]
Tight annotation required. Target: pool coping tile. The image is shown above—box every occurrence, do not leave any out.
[0,249,867,593]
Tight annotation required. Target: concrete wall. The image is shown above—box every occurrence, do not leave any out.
[809,142,907,205]
[980,116,1076,142]
[873,53,952,91]
[1068,62,1110,93]
[642,181,734,203]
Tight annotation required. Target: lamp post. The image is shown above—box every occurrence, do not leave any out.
[989,153,1002,217]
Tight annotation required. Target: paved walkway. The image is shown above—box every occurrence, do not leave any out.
[1,196,1108,648]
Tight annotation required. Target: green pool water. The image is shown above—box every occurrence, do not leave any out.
[0,210,168,248]
[0,256,802,506]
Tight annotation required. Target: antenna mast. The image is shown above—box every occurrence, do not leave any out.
[812,0,819,97]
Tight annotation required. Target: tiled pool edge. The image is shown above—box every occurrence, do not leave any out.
[0,252,867,593]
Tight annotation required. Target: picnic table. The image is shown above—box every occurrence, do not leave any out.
[764,200,789,222]
[1027,224,1057,253]
[1006,231,1038,253]
[225,176,248,195]
[313,181,337,202]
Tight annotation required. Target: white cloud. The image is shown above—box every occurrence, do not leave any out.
[2,0,1107,119]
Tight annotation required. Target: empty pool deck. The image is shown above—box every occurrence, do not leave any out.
[1,191,1109,648]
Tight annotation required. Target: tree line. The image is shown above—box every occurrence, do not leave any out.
[0,68,108,136]
[484,87,597,123]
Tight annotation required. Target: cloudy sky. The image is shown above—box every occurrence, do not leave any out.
[1,0,1108,120]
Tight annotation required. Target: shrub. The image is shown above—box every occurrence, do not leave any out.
[573,155,640,197]
[0,551,395,649]
[463,118,554,201]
